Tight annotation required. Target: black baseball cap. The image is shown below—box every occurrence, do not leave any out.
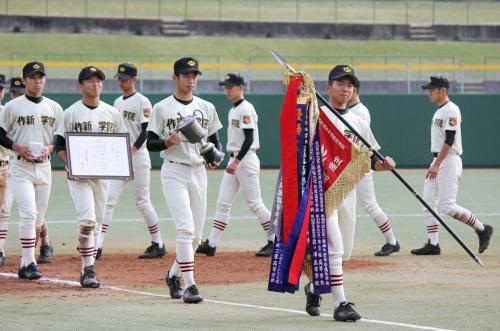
[115,63,137,80]
[22,61,46,78]
[174,57,202,76]
[328,64,360,87]
[422,76,450,90]
[10,77,25,93]
[218,73,245,87]
[0,74,6,87]
[78,66,106,83]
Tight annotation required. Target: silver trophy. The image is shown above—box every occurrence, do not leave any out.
[176,111,224,165]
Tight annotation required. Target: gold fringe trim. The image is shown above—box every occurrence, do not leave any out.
[325,149,371,217]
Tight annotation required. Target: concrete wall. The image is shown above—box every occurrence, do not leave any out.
[434,24,500,42]
[0,15,162,35]
[186,20,409,40]
[2,15,500,41]
[4,93,497,169]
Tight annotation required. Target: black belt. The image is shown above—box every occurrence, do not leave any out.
[167,160,203,167]
[229,152,237,158]
[17,155,50,163]
[433,152,438,157]
[0,160,8,167]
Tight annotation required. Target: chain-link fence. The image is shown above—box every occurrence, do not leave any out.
[1,0,500,25]
[1,53,500,93]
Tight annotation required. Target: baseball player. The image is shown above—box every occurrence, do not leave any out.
[411,76,493,255]
[55,66,126,288]
[304,65,395,321]
[147,57,222,304]
[0,62,62,279]
[348,86,400,256]
[196,73,273,257]
[9,77,25,99]
[0,74,9,267]
[0,75,53,265]
[98,63,165,259]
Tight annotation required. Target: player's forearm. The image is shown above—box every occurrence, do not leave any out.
[236,129,254,161]
[207,132,222,152]
[53,134,66,154]
[146,131,167,151]
[133,123,148,149]
[0,127,14,150]
[434,144,452,167]
[58,150,68,165]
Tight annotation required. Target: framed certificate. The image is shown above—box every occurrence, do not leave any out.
[65,132,133,180]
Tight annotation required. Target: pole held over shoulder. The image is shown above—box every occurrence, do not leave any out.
[269,49,484,267]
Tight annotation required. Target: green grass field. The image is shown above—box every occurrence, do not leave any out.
[0,169,499,330]
[2,33,500,65]
[1,0,500,25]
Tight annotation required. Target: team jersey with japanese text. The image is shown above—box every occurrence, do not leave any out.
[147,95,222,166]
[0,104,10,161]
[0,95,63,156]
[320,106,380,153]
[113,92,152,148]
[226,99,260,153]
[430,101,462,155]
[56,100,126,136]
[349,102,371,126]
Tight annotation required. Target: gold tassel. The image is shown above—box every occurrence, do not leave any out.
[325,149,371,217]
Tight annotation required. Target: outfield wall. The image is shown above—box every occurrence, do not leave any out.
[29,93,500,169]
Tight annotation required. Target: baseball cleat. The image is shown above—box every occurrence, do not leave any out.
[255,240,274,257]
[96,248,103,260]
[374,241,400,257]
[411,240,440,255]
[165,271,183,299]
[304,282,322,316]
[183,284,203,304]
[196,239,216,256]
[139,242,166,259]
[477,224,493,253]
[0,252,5,267]
[333,302,361,322]
[18,262,42,280]
[80,265,101,288]
[38,245,54,264]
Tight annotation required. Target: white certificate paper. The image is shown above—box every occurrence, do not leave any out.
[65,132,133,180]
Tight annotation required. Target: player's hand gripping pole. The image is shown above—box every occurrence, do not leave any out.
[270,50,484,267]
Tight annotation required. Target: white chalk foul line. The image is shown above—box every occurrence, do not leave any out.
[7,212,500,225]
[0,272,455,331]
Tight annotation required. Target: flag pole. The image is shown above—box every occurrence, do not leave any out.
[270,50,484,267]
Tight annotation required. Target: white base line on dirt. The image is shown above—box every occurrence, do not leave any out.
[8,212,500,225]
[0,272,455,331]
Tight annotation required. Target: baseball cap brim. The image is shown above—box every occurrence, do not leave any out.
[24,70,46,78]
[330,72,359,87]
[80,71,105,83]
[218,81,238,87]
[9,86,25,92]
[115,73,135,80]
[177,68,202,76]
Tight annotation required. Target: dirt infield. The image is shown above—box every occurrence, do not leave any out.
[0,252,391,293]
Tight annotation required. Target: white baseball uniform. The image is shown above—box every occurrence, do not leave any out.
[0,95,62,267]
[148,95,222,287]
[0,104,9,255]
[100,92,162,249]
[56,100,126,269]
[321,106,380,260]
[207,99,272,247]
[422,101,484,244]
[350,102,397,246]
